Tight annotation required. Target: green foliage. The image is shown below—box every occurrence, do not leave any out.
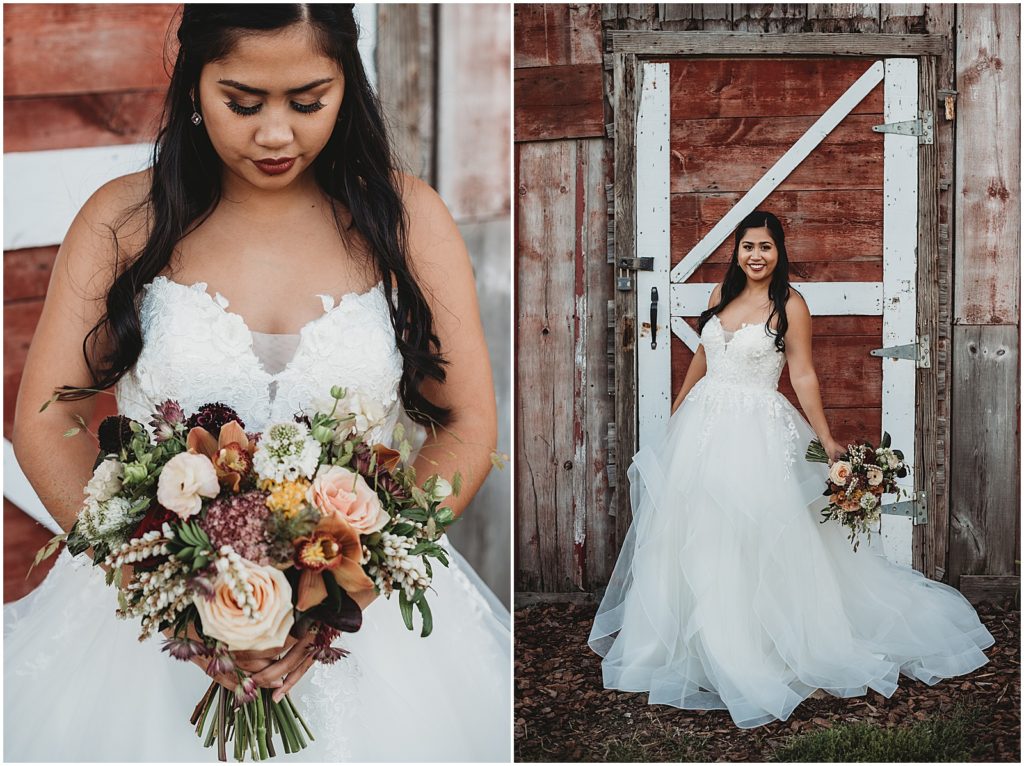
[769,704,984,763]
[169,521,214,572]
[28,532,67,578]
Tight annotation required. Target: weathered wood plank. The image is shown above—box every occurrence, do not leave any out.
[701,4,733,31]
[437,3,511,221]
[569,4,605,64]
[914,3,956,581]
[880,4,927,34]
[672,189,884,266]
[376,4,436,184]
[959,575,1021,606]
[515,64,606,142]
[732,4,806,33]
[612,53,640,541]
[807,3,880,33]
[948,325,1020,588]
[669,58,884,119]
[4,247,58,303]
[516,140,581,591]
[671,115,884,193]
[3,4,178,97]
[953,3,1021,325]
[579,138,616,588]
[514,4,568,67]
[608,30,945,55]
[3,91,164,152]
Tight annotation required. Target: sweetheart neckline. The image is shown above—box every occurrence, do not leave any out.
[147,275,386,381]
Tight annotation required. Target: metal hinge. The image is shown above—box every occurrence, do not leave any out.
[869,335,931,368]
[872,110,933,144]
[880,491,928,525]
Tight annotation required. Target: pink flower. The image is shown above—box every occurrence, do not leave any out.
[308,465,388,534]
[194,562,294,651]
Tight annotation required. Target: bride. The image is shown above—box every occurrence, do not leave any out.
[589,211,994,729]
[6,5,509,761]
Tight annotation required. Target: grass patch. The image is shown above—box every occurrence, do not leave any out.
[599,717,715,762]
[769,703,986,762]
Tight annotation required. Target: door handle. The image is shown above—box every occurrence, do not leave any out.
[650,286,659,349]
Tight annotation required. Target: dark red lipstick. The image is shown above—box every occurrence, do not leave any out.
[253,156,296,175]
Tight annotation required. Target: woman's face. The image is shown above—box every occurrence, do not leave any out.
[197,23,345,193]
[736,226,779,284]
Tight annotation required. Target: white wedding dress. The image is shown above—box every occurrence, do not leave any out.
[5,276,511,762]
[589,314,994,729]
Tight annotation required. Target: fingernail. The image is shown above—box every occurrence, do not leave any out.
[272,690,282,703]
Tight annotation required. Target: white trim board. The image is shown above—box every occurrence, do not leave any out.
[670,60,884,284]
[878,57,919,564]
[635,62,672,449]
[3,143,154,250]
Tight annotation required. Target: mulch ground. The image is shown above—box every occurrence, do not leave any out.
[514,600,1020,762]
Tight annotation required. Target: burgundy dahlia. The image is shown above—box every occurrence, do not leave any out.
[185,403,245,439]
[201,490,273,564]
[97,415,138,454]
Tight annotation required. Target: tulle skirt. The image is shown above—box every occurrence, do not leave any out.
[5,540,510,762]
[589,379,994,729]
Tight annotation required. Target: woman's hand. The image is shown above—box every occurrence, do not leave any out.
[234,627,317,702]
[823,437,846,464]
[163,623,317,701]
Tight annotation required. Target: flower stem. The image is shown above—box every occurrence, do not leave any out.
[285,694,315,742]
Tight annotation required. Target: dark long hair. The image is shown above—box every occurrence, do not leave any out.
[59,3,450,426]
[696,210,792,353]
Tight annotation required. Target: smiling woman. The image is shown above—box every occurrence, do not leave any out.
[4,3,511,762]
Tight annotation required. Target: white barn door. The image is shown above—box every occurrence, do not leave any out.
[634,58,921,566]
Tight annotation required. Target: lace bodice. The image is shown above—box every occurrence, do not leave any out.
[115,276,406,443]
[701,314,786,391]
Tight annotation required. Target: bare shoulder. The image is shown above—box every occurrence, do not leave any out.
[786,286,810,318]
[395,173,464,270]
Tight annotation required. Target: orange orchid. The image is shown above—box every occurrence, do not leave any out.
[294,514,375,611]
[371,444,402,473]
[186,420,253,492]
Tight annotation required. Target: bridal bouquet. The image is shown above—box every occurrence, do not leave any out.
[36,385,458,761]
[805,432,907,551]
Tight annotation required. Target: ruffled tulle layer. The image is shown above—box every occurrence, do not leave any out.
[5,542,510,762]
[589,381,994,729]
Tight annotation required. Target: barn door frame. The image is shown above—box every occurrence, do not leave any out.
[609,32,943,575]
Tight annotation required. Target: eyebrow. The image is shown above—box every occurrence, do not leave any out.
[217,77,334,96]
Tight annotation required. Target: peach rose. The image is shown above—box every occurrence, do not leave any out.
[308,465,388,534]
[157,451,220,519]
[194,560,294,651]
[828,460,853,487]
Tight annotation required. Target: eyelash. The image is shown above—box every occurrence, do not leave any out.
[224,100,325,116]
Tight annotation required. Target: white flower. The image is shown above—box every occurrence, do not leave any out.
[78,496,136,541]
[323,390,387,440]
[859,492,878,510]
[85,458,124,503]
[866,466,884,486]
[253,421,321,482]
[157,452,220,519]
[429,477,453,502]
